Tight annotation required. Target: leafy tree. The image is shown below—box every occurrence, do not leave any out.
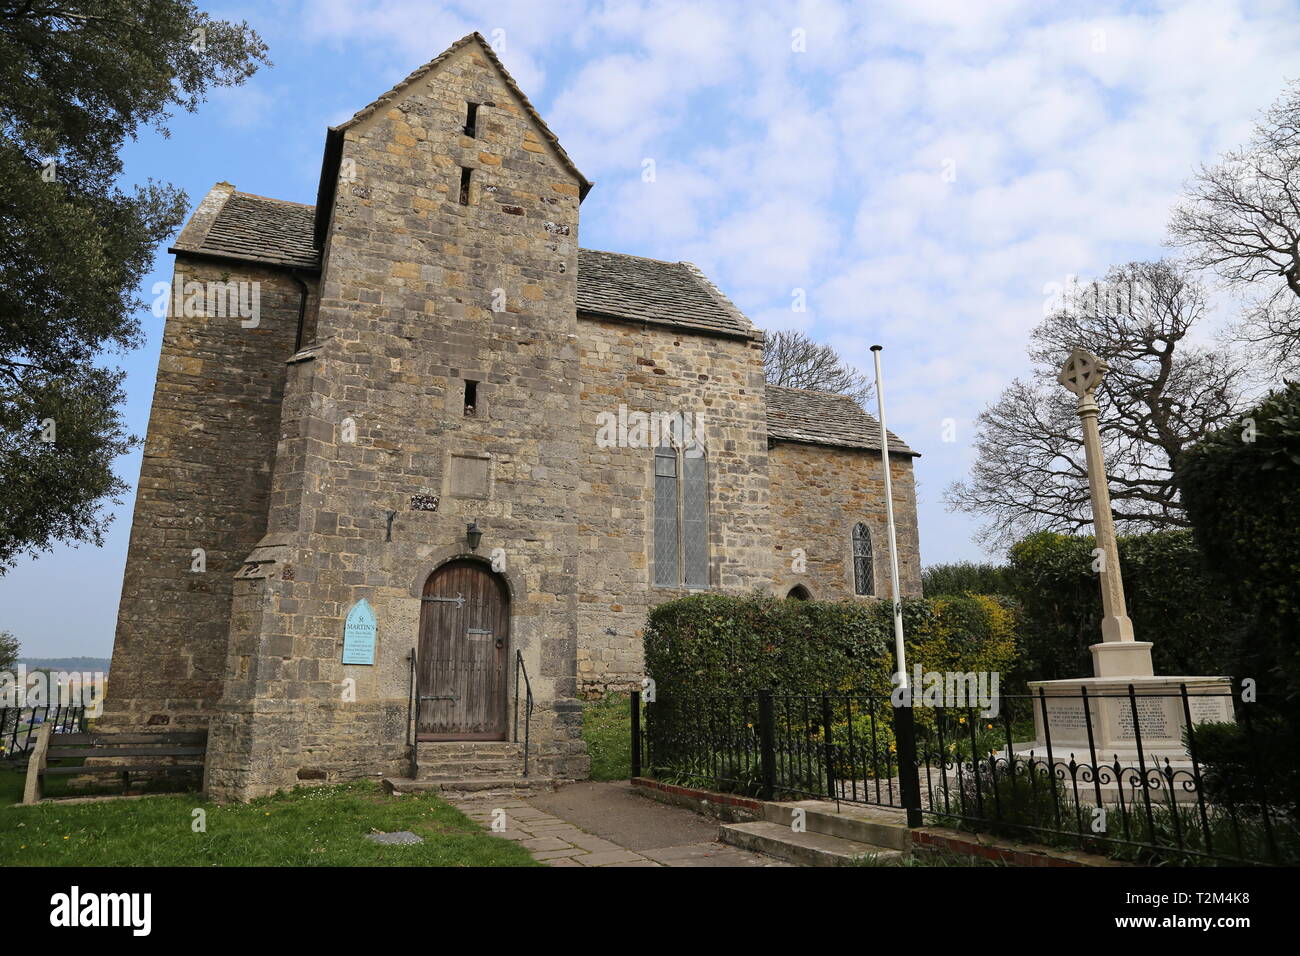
[762,329,873,407]
[1169,79,1300,373]
[0,1,269,572]
[946,261,1247,548]
[0,629,17,674]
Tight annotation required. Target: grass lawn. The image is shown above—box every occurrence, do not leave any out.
[583,692,632,781]
[0,767,538,867]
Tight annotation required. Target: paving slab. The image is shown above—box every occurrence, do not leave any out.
[448,780,790,867]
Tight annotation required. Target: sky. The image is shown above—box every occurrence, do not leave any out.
[3,0,1299,658]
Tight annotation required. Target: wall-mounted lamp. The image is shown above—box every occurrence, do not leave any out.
[466,520,483,552]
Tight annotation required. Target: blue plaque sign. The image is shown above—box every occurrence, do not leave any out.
[342,599,377,665]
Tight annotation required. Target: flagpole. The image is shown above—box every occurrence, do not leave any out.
[870,345,907,690]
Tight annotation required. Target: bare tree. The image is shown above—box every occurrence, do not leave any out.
[946,261,1248,550]
[762,329,873,406]
[1169,79,1300,372]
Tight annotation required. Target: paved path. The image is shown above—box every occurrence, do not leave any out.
[450,781,792,867]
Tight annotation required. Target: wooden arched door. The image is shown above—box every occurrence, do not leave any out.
[416,559,509,740]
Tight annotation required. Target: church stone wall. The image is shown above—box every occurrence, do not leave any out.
[206,39,589,799]
[767,441,922,601]
[106,35,929,800]
[103,255,312,731]
[573,318,773,696]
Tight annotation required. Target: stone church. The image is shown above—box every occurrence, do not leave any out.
[103,33,922,801]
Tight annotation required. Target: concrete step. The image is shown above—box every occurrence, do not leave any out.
[762,800,910,850]
[383,776,557,795]
[719,821,904,867]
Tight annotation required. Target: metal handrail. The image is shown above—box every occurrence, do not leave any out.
[513,650,533,776]
[406,648,418,779]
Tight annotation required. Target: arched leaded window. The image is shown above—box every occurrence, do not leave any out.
[853,522,874,596]
[652,436,709,588]
[653,443,679,586]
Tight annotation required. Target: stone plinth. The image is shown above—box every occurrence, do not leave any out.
[1016,675,1234,767]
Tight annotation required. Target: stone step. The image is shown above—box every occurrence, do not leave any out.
[761,801,910,850]
[383,776,556,795]
[416,759,525,776]
[719,821,904,867]
[416,742,524,757]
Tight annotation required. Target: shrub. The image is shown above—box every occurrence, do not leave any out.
[643,591,1018,701]
[1177,382,1300,711]
[921,562,1013,598]
[1006,529,1235,687]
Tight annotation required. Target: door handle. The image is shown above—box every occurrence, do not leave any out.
[494,637,504,649]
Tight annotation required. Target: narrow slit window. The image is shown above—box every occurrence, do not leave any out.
[464,380,478,417]
[459,166,472,205]
[464,102,479,137]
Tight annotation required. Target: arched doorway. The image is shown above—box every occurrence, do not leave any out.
[416,559,510,740]
[786,585,811,600]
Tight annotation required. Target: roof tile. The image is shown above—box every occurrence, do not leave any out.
[765,385,918,455]
[173,193,758,338]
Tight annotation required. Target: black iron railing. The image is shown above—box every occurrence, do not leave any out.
[917,685,1293,866]
[513,650,533,776]
[0,706,88,762]
[636,683,1297,865]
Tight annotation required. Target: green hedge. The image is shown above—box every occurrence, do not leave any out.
[921,562,1013,598]
[1177,382,1300,824]
[643,591,1018,700]
[1006,529,1234,686]
[1177,381,1300,703]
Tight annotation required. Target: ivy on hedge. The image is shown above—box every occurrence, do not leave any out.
[643,591,1017,701]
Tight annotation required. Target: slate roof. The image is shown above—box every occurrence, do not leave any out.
[172,190,758,338]
[576,250,755,338]
[172,191,319,269]
[765,385,918,456]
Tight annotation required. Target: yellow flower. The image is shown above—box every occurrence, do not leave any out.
[958,716,966,724]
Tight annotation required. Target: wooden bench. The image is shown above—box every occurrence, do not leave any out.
[22,724,207,804]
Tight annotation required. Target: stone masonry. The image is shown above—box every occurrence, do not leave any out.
[103,33,922,801]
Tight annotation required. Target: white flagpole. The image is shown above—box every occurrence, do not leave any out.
[870,345,908,691]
